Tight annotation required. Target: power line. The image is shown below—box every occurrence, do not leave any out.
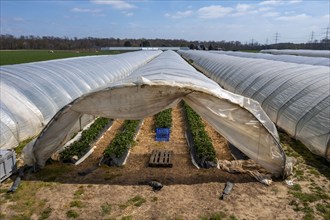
[309,31,314,43]
[274,32,280,44]
[250,38,255,45]
[325,26,330,40]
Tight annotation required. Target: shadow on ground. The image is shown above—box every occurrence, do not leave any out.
[21,154,257,186]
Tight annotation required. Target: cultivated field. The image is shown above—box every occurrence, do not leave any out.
[0,103,329,220]
[0,50,125,66]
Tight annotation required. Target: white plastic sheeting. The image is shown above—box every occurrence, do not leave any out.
[260,49,330,58]
[178,50,330,160]
[0,51,161,149]
[210,51,330,67]
[25,50,289,176]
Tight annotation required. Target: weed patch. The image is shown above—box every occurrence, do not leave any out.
[200,211,227,220]
[39,207,52,220]
[119,195,146,210]
[4,182,50,219]
[291,184,302,192]
[74,186,85,197]
[101,203,111,215]
[66,210,79,219]
[70,200,84,208]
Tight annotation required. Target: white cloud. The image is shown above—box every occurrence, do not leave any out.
[165,10,193,19]
[236,4,252,12]
[262,12,279,17]
[322,14,330,20]
[258,7,272,12]
[259,0,301,6]
[259,0,282,6]
[276,13,310,21]
[198,5,233,19]
[71,8,102,13]
[122,11,133,16]
[91,0,136,10]
[284,11,295,15]
[13,17,25,22]
[231,3,258,16]
[288,0,302,4]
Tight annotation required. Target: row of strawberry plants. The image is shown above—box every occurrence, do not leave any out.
[103,120,140,161]
[155,108,172,128]
[60,117,111,161]
[183,102,217,167]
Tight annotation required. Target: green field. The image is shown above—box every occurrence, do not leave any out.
[0,50,127,66]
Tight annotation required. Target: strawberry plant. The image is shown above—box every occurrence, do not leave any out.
[183,102,217,167]
[103,120,140,159]
[155,108,172,129]
[60,117,111,161]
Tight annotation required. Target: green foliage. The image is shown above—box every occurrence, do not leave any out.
[280,131,330,179]
[130,195,146,207]
[120,195,146,210]
[70,200,84,208]
[155,108,172,128]
[228,215,238,220]
[289,183,329,220]
[60,117,110,161]
[74,187,85,198]
[15,137,35,155]
[39,207,52,220]
[121,216,132,220]
[3,182,51,219]
[290,191,328,203]
[101,203,111,215]
[66,210,79,219]
[103,120,140,158]
[0,50,122,66]
[183,102,216,163]
[200,211,227,220]
[316,203,330,219]
[73,186,85,199]
[291,184,302,192]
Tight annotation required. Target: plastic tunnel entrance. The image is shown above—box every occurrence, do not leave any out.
[24,51,289,177]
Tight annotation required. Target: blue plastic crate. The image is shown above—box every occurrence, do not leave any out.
[155,128,170,141]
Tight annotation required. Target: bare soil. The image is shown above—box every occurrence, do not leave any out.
[0,103,329,220]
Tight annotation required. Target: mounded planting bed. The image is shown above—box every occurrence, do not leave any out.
[183,102,217,168]
[154,108,172,129]
[155,108,172,141]
[101,120,141,166]
[59,117,112,163]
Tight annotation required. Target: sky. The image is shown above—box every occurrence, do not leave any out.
[1,0,329,44]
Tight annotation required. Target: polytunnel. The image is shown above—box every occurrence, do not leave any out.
[0,50,162,150]
[178,50,330,160]
[24,50,289,177]
[260,49,330,58]
[210,51,330,67]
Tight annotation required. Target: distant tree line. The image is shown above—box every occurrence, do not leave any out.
[0,34,329,51]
